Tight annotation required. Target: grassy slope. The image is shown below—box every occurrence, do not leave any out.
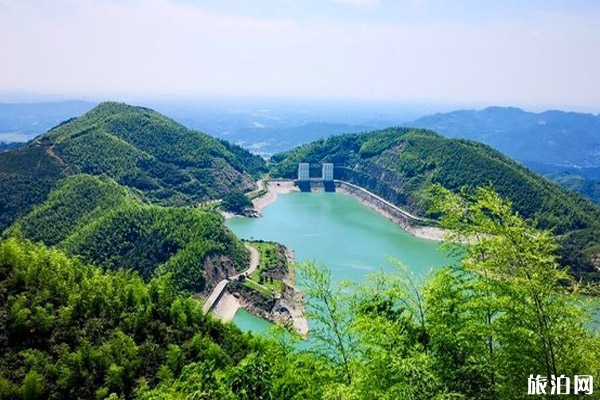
[271,128,600,280]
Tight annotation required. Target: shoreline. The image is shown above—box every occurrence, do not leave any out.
[252,180,299,214]
[209,228,308,337]
[215,178,444,334]
[248,179,445,242]
[335,184,446,242]
[279,248,308,337]
[220,180,299,221]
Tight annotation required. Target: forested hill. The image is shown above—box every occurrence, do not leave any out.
[5,174,249,293]
[409,107,600,203]
[0,102,266,231]
[410,106,600,168]
[271,128,600,280]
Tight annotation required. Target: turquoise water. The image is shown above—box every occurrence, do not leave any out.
[225,191,454,334]
[232,308,275,334]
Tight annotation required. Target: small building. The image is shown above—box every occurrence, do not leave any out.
[298,162,310,181]
[322,163,334,181]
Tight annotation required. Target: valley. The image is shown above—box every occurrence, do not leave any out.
[1,102,599,399]
[4,0,600,396]
[226,186,453,334]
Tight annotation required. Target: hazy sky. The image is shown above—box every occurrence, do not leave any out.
[2,0,600,110]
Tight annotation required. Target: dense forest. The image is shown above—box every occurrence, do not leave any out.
[1,103,599,398]
[4,174,248,293]
[0,102,266,232]
[0,103,265,295]
[409,106,600,204]
[1,188,598,399]
[271,128,600,281]
[0,238,262,400]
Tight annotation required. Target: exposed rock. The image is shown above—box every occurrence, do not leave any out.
[228,281,276,320]
[228,280,308,337]
[202,255,239,295]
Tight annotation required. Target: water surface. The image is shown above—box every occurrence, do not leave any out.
[226,192,454,333]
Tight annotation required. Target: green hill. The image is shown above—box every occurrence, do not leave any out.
[0,102,264,292]
[271,128,600,280]
[0,102,266,231]
[7,174,248,292]
[12,174,132,246]
[0,238,260,400]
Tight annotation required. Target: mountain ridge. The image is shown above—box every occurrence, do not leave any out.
[271,127,600,281]
[0,102,267,231]
[410,106,600,168]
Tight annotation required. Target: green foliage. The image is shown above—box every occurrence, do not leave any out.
[0,238,259,400]
[246,241,288,294]
[293,187,600,399]
[10,174,131,246]
[61,204,248,292]
[3,187,599,400]
[0,145,67,231]
[48,102,265,204]
[222,191,253,214]
[0,102,266,231]
[9,174,248,293]
[425,185,600,398]
[271,128,600,281]
[298,262,357,385]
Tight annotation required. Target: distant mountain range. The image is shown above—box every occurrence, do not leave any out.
[0,99,421,149]
[0,100,96,142]
[410,106,600,168]
[220,122,372,156]
[409,107,600,202]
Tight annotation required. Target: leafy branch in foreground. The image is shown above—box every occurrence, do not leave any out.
[426,184,598,398]
[297,262,357,385]
[297,186,600,400]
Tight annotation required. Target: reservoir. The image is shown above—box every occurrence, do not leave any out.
[225,191,454,333]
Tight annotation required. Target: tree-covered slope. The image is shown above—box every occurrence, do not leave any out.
[11,174,133,246]
[8,174,249,293]
[271,128,600,280]
[0,144,67,231]
[409,107,600,203]
[410,106,600,168]
[2,192,599,400]
[0,102,266,231]
[60,204,248,292]
[0,238,259,400]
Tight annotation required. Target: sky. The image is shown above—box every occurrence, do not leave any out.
[1,0,600,111]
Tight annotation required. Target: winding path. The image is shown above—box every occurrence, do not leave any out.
[233,244,259,280]
[202,244,259,315]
